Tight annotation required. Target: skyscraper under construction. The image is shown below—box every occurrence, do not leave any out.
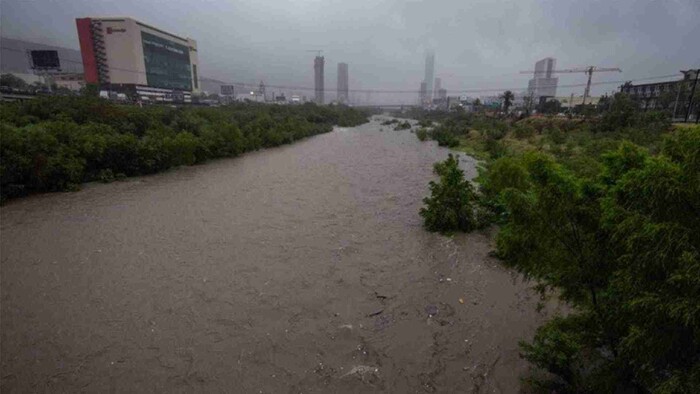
[314,55,325,104]
[337,62,348,104]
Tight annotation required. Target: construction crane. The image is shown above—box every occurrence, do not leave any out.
[520,66,622,106]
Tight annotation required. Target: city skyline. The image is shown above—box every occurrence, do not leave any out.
[2,0,698,104]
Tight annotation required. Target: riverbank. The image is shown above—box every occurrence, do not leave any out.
[0,97,369,201]
[408,104,700,391]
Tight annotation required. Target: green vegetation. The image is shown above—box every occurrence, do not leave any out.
[420,154,486,232]
[0,96,368,200]
[417,95,700,392]
[416,127,429,141]
[394,120,412,130]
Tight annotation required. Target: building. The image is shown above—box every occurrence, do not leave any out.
[423,51,435,104]
[419,82,427,105]
[1,37,84,86]
[314,55,324,104]
[620,70,699,117]
[528,57,558,103]
[75,17,200,102]
[557,95,601,110]
[433,77,441,98]
[53,73,86,91]
[337,62,348,104]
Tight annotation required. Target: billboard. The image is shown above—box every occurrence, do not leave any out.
[141,31,192,91]
[30,50,60,69]
[221,85,235,96]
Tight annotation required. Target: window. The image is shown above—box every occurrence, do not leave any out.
[141,31,193,91]
[192,64,198,89]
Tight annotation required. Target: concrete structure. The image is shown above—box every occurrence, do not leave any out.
[53,73,86,91]
[419,82,427,105]
[314,55,324,104]
[528,57,558,102]
[620,70,699,116]
[1,37,84,75]
[433,77,441,98]
[337,62,348,104]
[75,17,200,100]
[1,37,84,87]
[423,51,435,104]
[557,95,601,109]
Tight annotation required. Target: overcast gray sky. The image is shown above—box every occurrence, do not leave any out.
[2,0,699,103]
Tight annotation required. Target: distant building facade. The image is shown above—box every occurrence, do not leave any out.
[423,51,435,104]
[620,70,699,115]
[0,37,84,87]
[337,62,348,104]
[314,55,324,104]
[419,81,427,105]
[75,16,200,102]
[528,57,558,102]
[433,77,441,98]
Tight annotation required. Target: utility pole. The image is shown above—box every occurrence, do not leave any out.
[685,69,699,123]
[672,81,683,120]
[582,67,594,106]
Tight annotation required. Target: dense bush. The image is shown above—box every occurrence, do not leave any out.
[394,120,412,130]
[431,127,460,147]
[0,97,369,200]
[414,95,698,391]
[420,154,485,232]
[416,127,429,141]
[489,128,700,392]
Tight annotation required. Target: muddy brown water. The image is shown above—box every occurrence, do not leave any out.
[1,117,556,393]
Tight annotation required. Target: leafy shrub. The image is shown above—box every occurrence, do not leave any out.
[416,128,429,141]
[431,127,459,147]
[491,129,700,392]
[394,120,412,130]
[420,154,484,232]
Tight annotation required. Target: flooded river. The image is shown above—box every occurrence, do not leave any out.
[1,117,554,393]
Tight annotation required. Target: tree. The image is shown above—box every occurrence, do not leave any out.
[420,154,484,232]
[0,74,28,90]
[489,129,700,392]
[501,90,515,114]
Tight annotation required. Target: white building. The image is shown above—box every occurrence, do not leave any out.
[76,17,200,99]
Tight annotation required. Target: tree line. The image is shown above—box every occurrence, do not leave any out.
[416,95,700,392]
[0,96,369,200]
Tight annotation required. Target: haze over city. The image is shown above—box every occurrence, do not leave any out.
[2,0,699,103]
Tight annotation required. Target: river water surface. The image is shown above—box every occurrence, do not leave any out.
[1,117,554,393]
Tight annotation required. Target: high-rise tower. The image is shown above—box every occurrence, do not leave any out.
[423,51,435,102]
[337,62,348,104]
[433,77,441,99]
[527,57,558,102]
[314,55,325,104]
